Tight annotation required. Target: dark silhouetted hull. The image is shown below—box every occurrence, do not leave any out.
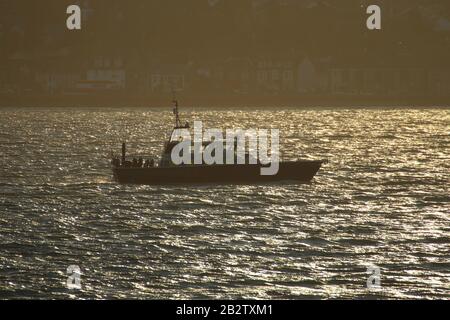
[113,161,323,185]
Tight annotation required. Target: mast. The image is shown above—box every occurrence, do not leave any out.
[168,97,189,144]
[171,91,189,129]
[173,99,181,128]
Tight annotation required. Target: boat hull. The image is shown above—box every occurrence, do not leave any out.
[112,161,323,185]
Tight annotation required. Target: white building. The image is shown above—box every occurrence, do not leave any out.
[297,57,318,93]
[86,57,126,89]
[255,59,295,92]
[147,64,186,93]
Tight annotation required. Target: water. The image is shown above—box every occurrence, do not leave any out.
[0,107,449,299]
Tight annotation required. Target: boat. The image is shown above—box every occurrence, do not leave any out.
[111,101,324,185]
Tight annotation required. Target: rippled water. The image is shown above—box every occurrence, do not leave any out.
[0,107,449,299]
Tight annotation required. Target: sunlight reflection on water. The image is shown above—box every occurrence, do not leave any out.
[0,107,449,299]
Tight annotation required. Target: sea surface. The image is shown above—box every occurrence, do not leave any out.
[0,107,449,299]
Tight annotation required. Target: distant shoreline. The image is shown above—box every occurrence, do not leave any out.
[0,94,449,109]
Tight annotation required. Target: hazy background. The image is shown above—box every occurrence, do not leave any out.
[1,1,449,299]
[1,0,449,106]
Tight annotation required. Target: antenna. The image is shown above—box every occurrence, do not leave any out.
[171,85,180,128]
[171,85,189,129]
[173,99,181,128]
